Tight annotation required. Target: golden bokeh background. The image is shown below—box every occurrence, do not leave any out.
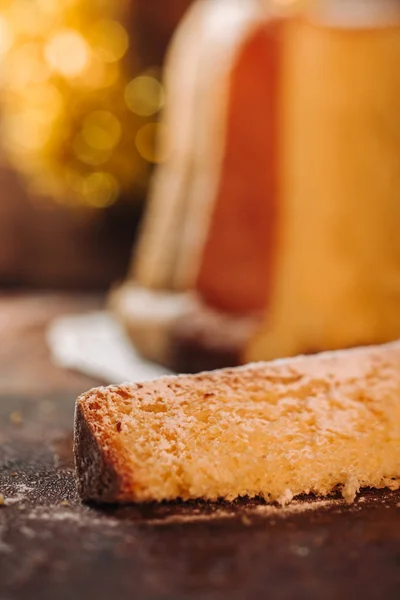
[0,0,167,209]
[0,0,192,289]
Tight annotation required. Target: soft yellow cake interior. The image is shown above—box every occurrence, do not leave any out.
[75,342,400,504]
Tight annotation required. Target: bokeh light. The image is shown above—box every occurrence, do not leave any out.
[0,0,165,208]
[73,134,111,166]
[45,29,90,77]
[125,75,165,117]
[89,20,129,63]
[82,171,119,208]
[82,111,122,151]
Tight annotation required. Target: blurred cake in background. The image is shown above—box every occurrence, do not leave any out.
[111,0,400,372]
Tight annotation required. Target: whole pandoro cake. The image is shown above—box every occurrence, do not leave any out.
[111,0,400,372]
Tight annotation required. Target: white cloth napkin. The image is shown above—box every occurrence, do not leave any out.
[47,311,172,384]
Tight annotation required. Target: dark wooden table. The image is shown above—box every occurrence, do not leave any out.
[1,293,400,600]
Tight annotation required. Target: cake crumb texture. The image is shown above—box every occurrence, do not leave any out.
[74,342,400,504]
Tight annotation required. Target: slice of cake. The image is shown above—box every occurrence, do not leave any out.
[74,341,400,505]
